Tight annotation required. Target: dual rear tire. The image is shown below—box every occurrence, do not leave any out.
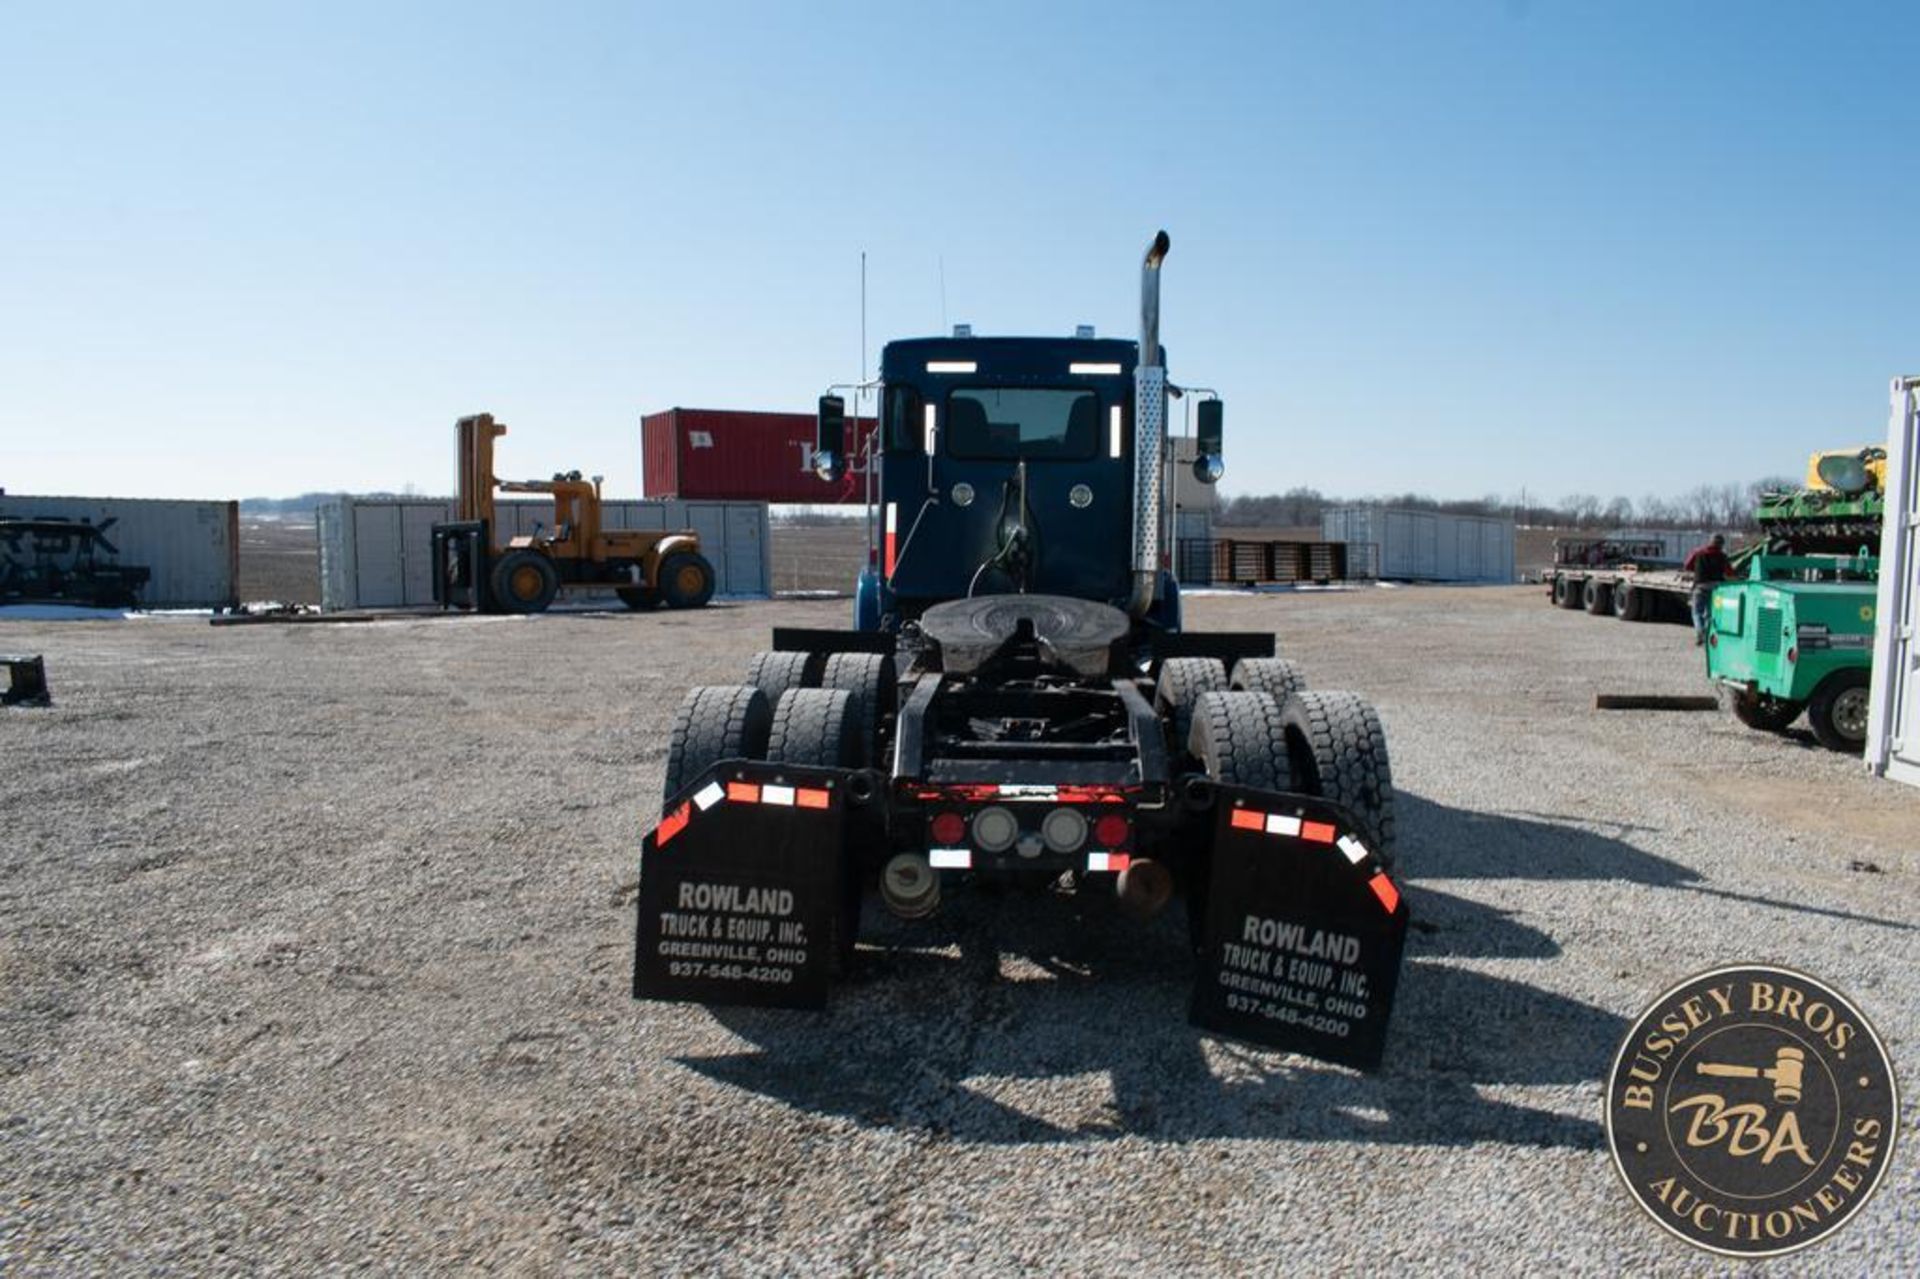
[1187,686,1399,871]
[661,683,866,809]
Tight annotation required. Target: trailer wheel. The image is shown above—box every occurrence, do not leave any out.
[767,688,859,766]
[1556,576,1586,610]
[746,649,820,704]
[1278,691,1399,870]
[1188,690,1292,792]
[1730,689,1804,733]
[663,685,772,806]
[1230,657,1307,699]
[1584,578,1613,614]
[659,551,716,609]
[820,652,898,767]
[490,550,559,614]
[616,587,660,610]
[1806,669,1871,753]
[1611,583,1640,621]
[1155,657,1229,757]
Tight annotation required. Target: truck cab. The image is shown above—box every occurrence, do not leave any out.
[872,334,1147,613]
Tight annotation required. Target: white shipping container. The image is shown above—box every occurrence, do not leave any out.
[317,497,771,611]
[1866,377,1920,788]
[0,494,239,609]
[1321,506,1514,583]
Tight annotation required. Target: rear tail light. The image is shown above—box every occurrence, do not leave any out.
[1093,813,1130,848]
[929,811,967,846]
[971,806,1019,853]
[1787,646,1798,664]
[1040,807,1089,853]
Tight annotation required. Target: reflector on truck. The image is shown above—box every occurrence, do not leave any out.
[1189,787,1408,1071]
[635,762,851,1011]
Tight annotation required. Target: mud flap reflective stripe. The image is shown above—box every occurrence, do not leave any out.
[635,761,851,1011]
[1188,787,1409,1071]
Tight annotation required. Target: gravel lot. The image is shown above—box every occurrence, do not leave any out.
[1,586,1914,1274]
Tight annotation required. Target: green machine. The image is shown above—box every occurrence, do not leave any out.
[1708,553,1879,751]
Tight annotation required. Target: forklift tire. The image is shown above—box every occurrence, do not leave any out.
[1806,669,1871,754]
[766,688,860,767]
[1188,690,1292,792]
[746,650,819,705]
[616,587,660,610]
[1155,657,1229,758]
[659,551,716,609]
[490,550,560,614]
[820,652,897,767]
[1730,689,1804,733]
[1584,579,1612,614]
[1230,657,1307,699]
[1278,690,1399,870]
[663,685,772,806]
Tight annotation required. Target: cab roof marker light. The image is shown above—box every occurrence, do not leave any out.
[1070,362,1123,375]
[926,361,977,374]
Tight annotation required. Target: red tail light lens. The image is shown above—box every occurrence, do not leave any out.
[1787,646,1798,664]
[929,812,967,846]
[1093,814,1130,848]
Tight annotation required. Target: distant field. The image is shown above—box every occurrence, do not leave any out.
[238,519,321,605]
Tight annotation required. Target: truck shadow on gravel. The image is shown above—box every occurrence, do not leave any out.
[673,794,1664,1151]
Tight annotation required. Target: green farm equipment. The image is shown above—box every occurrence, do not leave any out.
[1707,553,1879,751]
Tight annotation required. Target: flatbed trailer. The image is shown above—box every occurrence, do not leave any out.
[1542,561,1696,623]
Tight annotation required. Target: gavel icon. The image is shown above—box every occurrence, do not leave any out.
[1696,1046,1805,1104]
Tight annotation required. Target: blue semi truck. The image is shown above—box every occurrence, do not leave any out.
[632,233,1409,1068]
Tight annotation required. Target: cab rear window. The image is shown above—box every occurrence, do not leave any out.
[946,387,1099,461]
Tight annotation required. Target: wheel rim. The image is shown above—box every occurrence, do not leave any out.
[1832,686,1870,740]
[511,565,543,600]
[676,565,704,594]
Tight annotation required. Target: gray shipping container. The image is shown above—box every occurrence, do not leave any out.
[317,497,771,611]
[1321,506,1515,583]
[0,494,239,609]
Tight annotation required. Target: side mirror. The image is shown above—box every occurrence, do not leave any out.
[815,395,847,483]
[1193,399,1223,484]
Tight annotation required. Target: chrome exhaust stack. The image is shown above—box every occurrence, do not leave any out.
[1127,231,1171,618]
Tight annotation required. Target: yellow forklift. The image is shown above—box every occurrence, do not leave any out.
[431,413,716,614]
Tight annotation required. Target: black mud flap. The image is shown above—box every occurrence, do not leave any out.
[634,761,852,1010]
[1187,786,1408,1070]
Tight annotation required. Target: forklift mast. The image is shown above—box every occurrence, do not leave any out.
[455,414,505,530]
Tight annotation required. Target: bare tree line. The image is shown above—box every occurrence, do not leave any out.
[1212,477,1800,531]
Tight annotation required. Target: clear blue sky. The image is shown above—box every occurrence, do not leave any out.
[3,2,1914,504]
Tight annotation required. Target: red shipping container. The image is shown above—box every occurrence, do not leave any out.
[641,408,880,504]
